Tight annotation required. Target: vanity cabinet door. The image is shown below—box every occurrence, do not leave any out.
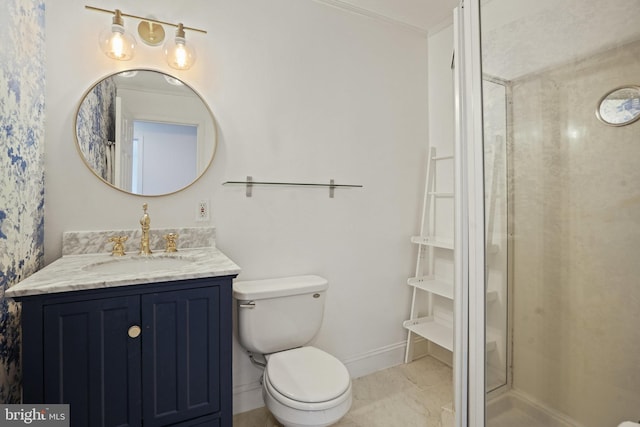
[43,295,142,427]
[141,286,221,427]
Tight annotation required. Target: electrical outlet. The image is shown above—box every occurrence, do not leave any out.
[197,200,210,221]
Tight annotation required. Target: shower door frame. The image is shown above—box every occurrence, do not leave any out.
[454,0,487,426]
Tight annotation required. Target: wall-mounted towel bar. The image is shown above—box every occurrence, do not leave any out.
[222,176,363,198]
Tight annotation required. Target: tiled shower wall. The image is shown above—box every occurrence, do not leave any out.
[0,0,46,403]
[511,40,640,426]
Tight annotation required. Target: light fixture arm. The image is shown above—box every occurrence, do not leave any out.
[85,5,207,35]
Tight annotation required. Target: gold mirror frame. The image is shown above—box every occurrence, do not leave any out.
[596,85,640,127]
[74,69,217,196]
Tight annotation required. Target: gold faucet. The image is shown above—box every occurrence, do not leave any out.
[139,203,152,255]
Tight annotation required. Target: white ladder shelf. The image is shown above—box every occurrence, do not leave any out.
[403,147,455,363]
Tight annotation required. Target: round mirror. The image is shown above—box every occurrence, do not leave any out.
[596,85,640,127]
[75,69,217,196]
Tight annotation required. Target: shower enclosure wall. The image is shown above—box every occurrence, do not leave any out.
[456,0,640,426]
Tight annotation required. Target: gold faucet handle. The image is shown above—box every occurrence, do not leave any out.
[108,236,128,256]
[163,233,179,253]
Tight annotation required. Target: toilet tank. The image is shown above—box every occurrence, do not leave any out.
[233,275,328,354]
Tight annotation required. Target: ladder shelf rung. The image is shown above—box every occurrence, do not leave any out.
[407,277,453,300]
[487,366,505,391]
[487,290,499,304]
[410,235,454,250]
[486,331,499,353]
[486,339,498,354]
[428,192,454,198]
[431,155,454,161]
[403,316,453,351]
[404,317,497,354]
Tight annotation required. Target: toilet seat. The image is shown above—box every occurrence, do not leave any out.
[264,346,351,411]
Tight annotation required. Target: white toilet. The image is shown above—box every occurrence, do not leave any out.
[233,275,352,427]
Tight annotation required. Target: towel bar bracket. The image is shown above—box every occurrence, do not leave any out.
[246,176,253,197]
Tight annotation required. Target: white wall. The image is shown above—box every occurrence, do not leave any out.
[44,0,428,413]
[427,25,454,155]
[427,23,455,252]
[423,24,455,362]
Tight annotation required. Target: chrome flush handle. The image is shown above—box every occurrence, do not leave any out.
[239,301,255,309]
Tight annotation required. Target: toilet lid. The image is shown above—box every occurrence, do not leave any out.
[266,347,351,403]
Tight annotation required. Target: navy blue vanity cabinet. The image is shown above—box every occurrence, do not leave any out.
[19,276,234,427]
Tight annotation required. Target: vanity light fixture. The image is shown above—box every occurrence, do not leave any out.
[86,5,206,69]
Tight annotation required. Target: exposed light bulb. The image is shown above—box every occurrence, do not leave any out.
[111,32,125,58]
[99,9,136,61]
[175,43,188,67]
[164,23,196,70]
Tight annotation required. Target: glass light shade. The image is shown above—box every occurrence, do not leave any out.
[164,26,196,70]
[99,23,136,61]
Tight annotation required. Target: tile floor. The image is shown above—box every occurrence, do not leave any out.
[233,355,453,427]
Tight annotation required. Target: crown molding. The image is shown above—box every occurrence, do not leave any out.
[427,14,454,36]
[311,0,429,36]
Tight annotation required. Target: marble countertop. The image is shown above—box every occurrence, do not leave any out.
[6,247,241,298]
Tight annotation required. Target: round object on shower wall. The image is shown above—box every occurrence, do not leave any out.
[596,85,640,126]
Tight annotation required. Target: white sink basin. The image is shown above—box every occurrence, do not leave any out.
[83,256,193,275]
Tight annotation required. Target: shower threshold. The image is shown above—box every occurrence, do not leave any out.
[487,390,583,427]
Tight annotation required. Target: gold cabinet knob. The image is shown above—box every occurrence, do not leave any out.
[128,325,141,338]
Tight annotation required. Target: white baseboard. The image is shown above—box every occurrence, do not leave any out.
[342,341,406,379]
[233,381,263,415]
[232,341,407,415]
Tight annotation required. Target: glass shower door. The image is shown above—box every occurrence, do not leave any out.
[476,0,640,426]
[481,78,508,396]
